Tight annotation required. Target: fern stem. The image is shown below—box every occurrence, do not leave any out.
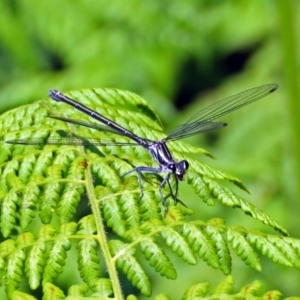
[277,0,300,230]
[84,164,124,299]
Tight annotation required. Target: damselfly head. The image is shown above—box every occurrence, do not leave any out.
[175,160,189,180]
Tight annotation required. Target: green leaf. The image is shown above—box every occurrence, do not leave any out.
[109,240,151,296]
[262,290,282,300]
[20,182,40,229]
[237,279,262,295]
[42,234,72,283]
[25,236,47,289]
[90,278,113,297]
[213,275,235,294]
[77,238,100,287]
[96,185,127,236]
[182,282,209,299]
[161,227,196,265]
[77,216,100,286]
[182,223,219,269]
[66,284,89,298]
[0,87,297,299]
[1,190,19,237]
[140,237,177,279]
[187,159,249,193]
[206,220,231,275]
[43,282,65,300]
[188,171,288,236]
[11,291,38,300]
[227,226,261,271]
[153,294,172,300]
[124,228,177,279]
[247,230,296,268]
[0,239,16,258]
[6,249,26,297]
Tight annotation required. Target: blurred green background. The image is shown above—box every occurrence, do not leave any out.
[1,0,300,298]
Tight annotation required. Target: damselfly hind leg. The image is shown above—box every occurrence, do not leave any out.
[122,166,181,209]
[122,166,164,200]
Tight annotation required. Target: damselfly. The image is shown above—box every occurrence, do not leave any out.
[6,84,278,207]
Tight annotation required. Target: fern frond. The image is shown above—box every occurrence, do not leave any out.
[109,239,152,296]
[213,274,234,294]
[77,215,101,286]
[6,248,26,297]
[227,226,261,271]
[43,282,65,299]
[25,236,47,289]
[161,227,197,264]
[89,278,113,298]
[39,168,62,224]
[1,190,19,237]
[187,171,288,236]
[77,238,100,286]
[182,282,209,299]
[124,228,177,279]
[140,237,177,279]
[20,183,40,229]
[43,224,76,284]
[205,219,232,274]
[167,139,214,158]
[188,159,249,192]
[0,88,299,298]
[182,223,219,269]
[96,186,127,237]
[237,279,262,296]
[11,290,38,300]
[67,283,89,298]
[180,276,285,300]
[247,230,300,268]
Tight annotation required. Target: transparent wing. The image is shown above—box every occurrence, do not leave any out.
[5,137,141,147]
[166,83,278,141]
[48,115,123,135]
[164,121,227,141]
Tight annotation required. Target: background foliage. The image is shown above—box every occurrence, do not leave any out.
[0,0,300,298]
